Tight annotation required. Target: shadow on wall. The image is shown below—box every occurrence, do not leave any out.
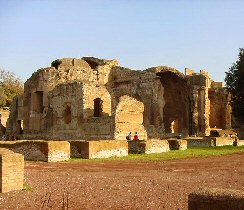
[157,71,191,136]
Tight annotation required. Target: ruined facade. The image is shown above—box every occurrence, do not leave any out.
[6,57,231,140]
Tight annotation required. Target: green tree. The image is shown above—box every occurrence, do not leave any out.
[225,48,244,122]
[0,68,23,107]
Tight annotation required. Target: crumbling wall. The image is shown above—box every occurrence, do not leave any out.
[187,73,211,136]
[82,84,112,118]
[48,81,84,139]
[156,70,190,136]
[6,97,23,138]
[0,140,70,162]
[21,57,117,136]
[108,66,165,139]
[209,87,232,129]
[6,56,231,140]
[114,95,147,140]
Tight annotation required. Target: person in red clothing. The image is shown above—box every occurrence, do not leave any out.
[133,132,139,141]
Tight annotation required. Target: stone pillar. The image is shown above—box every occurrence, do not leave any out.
[224,92,232,129]
[202,87,210,136]
[191,88,199,135]
[0,149,24,193]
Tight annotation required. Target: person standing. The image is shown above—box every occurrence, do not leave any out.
[133,132,139,141]
[127,131,132,140]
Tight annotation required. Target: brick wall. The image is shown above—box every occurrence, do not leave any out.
[0,149,24,193]
[128,140,170,154]
[79,140,128,159]
[213,137,234,146]
[0,141,70,162]
[186,137,215,147]
[168,139,187,150]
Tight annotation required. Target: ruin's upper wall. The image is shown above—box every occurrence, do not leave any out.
[24,57,119,93]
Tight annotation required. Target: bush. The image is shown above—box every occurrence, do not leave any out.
[0,68,23,107]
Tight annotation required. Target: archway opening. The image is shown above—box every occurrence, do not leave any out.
[157,71,190,136]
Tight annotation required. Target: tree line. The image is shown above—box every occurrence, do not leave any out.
[0,68,23,108]
[225,48,244,124]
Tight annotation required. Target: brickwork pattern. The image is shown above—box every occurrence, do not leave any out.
[128,140,170,154]
[0,141,70,162]
[79,140,128,159]
[0,149,24,193]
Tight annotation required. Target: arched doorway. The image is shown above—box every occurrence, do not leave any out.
[156,70,191,136]
[114,95,147,140]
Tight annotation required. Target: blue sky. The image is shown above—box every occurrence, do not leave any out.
[0,0,243,82]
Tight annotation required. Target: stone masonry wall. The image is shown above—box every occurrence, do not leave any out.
[114,95,147,140]
[48,82,85,139]
[6,56,232,140]
[0,149,24,193]
[208,87,232,129]
[128,140,170,154]
[80,140,128,159]
[0,141,70,162]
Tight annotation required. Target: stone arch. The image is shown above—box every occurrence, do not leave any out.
[114,95,147,140]
[156,70,191,136]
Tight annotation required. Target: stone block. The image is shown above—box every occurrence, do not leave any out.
[186,137,215,147]
[80,140,128,159]
[47,141,70,162]
[168,139,187,150]
[0,140,70,162]
[237,140,244,146]
[188,188,244,210]
[0,148,24,193]
[128,139,169,154]
[213,137,234,146]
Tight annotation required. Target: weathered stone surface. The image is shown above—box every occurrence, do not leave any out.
[186,137,215,147]
[209,88,232,130]
[128,139,170,154]
[237,140,244,146]
[168,139,187,150]
[79,140,128,159]
[188,188,244,210]
[187,136,236,147]
[115,96,147,140]
[0,148,24,193]
[6,57,231,141]
[0,140,70,162]
[213,137,234,146]
[47,141,70,162]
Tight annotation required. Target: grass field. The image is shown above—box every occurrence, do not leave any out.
[70,145,244,162]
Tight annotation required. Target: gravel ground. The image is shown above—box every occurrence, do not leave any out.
[1,153,244,210]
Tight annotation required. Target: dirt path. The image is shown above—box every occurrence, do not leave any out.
[1,153,244,210]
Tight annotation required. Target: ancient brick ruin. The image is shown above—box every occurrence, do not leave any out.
[0,148,24,193]
[6,57,231,141]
